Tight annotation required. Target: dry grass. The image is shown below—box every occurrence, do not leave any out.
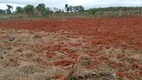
[0,28,141,80]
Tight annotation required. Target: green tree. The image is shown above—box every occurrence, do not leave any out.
[72,5,84,12]
[36,3,46,16]
[0,9,5,14]
[16,6,24,13]
[45,7,53,16]
[65,4,69,13]
[24,5,34,17]
[6,4,13,14]
[89,9,96,15]
[69,6,73,12]
[77,5,84,12]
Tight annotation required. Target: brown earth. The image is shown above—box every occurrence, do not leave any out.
[0,17,142,80]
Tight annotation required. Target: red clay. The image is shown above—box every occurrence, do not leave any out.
[0,17,142,79]
[0,17,141,50]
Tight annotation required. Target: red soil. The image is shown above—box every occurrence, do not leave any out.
[0,17,141,50]
[0,17,142,79]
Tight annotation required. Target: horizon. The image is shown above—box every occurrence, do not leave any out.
[0,0,142,11]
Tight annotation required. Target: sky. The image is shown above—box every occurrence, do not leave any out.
[0,0,142,10]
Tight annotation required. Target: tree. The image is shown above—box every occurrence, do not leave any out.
[65,4,69,13]
[36,3,46,16]
[69,6,73,12]
[53,7,58,12]
[0,9,5,14]
[45,7,53,16]
[43,8,49,16]
[67,5,84,12]
[24,5,34,17]
[77,5,84,12]
[6,4,13,14]
[16,6,24,13]
[89,9,96,15]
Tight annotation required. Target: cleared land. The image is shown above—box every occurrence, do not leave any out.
[0,17,142,80]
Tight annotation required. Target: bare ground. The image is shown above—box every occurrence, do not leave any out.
[0,27,142,80]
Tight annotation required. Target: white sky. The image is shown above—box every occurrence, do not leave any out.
[0,0,142,10]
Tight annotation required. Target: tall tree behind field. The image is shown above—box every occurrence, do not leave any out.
[36,3,46,16]
[24,5,34,17]
[69,6,73,12]
[65,4,69,13]
[6,4,13,14]
[76,5,84,12]
[0,9,5,14]
[69,5,84,12]
[46,7,53,16]
[16,6,24,13]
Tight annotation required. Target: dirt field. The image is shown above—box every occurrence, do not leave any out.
[0,17,142,80]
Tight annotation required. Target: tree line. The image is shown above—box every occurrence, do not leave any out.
[0,3,84,17]
[0,3,142,17]
[87,7,142,16]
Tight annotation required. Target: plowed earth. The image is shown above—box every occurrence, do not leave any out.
[0,17,142,80]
